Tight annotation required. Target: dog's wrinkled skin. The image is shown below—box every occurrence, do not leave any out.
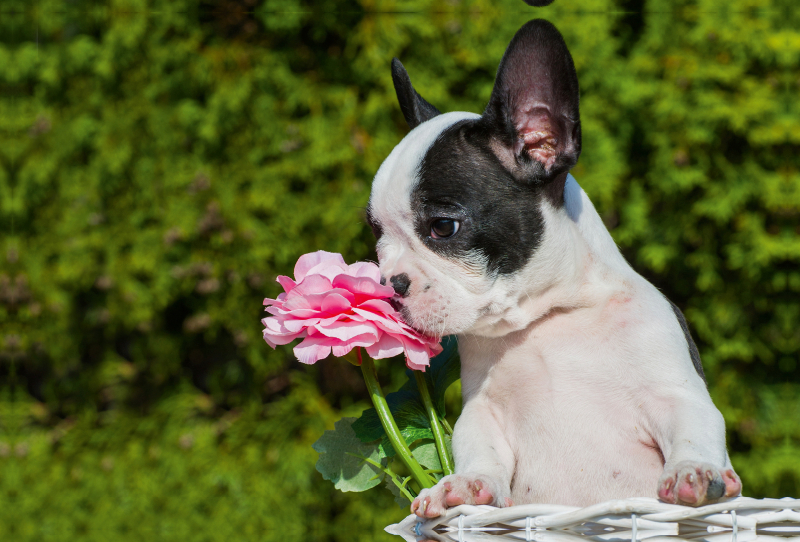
[367,20,741,516]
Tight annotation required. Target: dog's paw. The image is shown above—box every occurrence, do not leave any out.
[658,461,741,506]
[410,474,511,518]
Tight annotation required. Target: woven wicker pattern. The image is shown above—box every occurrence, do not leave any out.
[385,497,800,542]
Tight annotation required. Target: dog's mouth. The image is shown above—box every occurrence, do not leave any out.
[390,296,420,331]
[399,304,415,327]
[392,297,442,339]
[388,296,403,313]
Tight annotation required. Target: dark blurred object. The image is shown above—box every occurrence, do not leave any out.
[199,0,262,40]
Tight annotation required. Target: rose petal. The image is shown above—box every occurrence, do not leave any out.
[365,333,405,360]
[262,316,289,333]
[294,251,347,282]
[314,320,380,342]
[284,289,355,313]
[352,307,405,334]
[263,333,300,348]
[317,312,349,327]
[346,312,366,322]
[262,317,304,347]
[283,317,320,333]
[287,274,333,299]
[346,261,382,282]
[332,274,395,299]
[275,275,296,293]
[304,261,350,283]
[405,357,428,372]
[293,335,334,364]
[281,294,311,311]
[357,298,397,316]
[331,332,380,357]
[321,292,352,315]
[266,305,321,319]
[401,338,431,371]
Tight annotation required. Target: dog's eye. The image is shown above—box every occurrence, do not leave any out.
[431,219,460,239]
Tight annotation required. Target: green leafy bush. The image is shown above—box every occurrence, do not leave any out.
[1,0,798,539]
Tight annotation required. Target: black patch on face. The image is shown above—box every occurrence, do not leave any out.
[412,119,549,276]
[374,19,581,277]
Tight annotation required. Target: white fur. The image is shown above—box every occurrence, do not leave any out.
[370,116,735,508]
[371,111,489,336]
[451,174,730,505]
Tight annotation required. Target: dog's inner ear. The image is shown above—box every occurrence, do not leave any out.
[483,19,581,182]
[392,58,441,130]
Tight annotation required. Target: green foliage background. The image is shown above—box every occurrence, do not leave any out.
[1,0,798,539]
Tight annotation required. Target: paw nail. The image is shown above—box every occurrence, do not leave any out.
[706,471,714,481]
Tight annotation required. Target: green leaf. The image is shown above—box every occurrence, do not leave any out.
[428,336,461,417]
[312,417,386,492]
[353,389,434,458]
[351,337,461,458]
[385,478,411,509]
[411,439,442,471]
[398,336,460,417]
[352,389,432,449]
[378,426,433,458]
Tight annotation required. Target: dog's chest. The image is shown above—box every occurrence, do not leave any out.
[459,301,666,505]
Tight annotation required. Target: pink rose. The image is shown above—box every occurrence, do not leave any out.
[262,251,443,371]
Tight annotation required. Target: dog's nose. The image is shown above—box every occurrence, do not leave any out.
[390,273,411,298]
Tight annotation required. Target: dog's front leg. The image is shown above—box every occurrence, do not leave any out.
[411,398,514,518]
[652,393,742,506]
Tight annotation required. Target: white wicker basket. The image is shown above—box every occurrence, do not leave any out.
[385,497,800,542]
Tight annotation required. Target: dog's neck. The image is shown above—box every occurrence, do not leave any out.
[456,176,634,399]
[462,177,621,339]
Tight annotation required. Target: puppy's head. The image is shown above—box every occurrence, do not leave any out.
[368,19,581,337]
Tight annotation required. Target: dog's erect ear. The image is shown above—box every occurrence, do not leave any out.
[391,58,441,130]
[523,0,555,5]
[483,19,581,184]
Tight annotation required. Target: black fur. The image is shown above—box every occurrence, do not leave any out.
[391,58,441,130]
[413,119,546,276]
[406,19,581,276]
[523,0,555,5]
[483,19,581,189]
[668,299,707,384]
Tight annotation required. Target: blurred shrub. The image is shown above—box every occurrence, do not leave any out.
[1,379,402,542]
[0,0,798,538]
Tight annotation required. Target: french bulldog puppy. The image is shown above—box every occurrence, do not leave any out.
[366,19,742,515]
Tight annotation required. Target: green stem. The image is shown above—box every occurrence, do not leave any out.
[346,452,417,501]
[358,349,434,489]
[414,371,455,476]
[442,418,454,436]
